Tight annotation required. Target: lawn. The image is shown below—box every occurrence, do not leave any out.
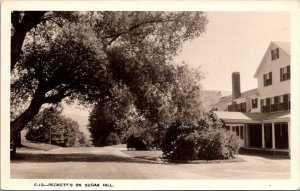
[21,141,61,151]
[122,150,163,161]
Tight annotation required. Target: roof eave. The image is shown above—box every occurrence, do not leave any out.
[253,42,275,78]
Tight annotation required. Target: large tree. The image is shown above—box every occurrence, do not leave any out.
[88,61,206,148]
[11,11,208,152]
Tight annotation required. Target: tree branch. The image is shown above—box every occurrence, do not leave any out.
[11,11,47,70]
[44,88,71,104]
[103,18,173,45]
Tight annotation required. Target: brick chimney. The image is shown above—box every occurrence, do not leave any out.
[232,72,241,100]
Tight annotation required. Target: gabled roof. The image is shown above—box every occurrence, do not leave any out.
[216,88,258,105]
[214,110,290,124]
[253,41,290,78]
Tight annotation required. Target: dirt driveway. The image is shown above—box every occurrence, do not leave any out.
[10,146,290,179]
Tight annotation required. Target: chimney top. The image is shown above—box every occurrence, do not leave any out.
[232,72,241,100]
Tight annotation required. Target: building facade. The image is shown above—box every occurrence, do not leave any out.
[213,41,290,155]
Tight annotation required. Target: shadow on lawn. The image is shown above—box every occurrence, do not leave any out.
[10,152,157,164]
[238,153,290,160]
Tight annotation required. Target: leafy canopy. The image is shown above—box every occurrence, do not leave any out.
[11,11,208,145]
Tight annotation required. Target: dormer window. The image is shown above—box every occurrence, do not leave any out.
[271,48,279,61]
[263,72,272,86]
[280,65,290,81]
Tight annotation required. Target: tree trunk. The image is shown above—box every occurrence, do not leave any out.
[11,30,27,70]
[10,88,45,155]
[11,11,47,70]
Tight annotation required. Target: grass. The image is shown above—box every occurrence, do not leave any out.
[21,141,61,151]
[122,150,163,158]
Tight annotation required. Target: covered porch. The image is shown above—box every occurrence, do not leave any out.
[214,111,290,156]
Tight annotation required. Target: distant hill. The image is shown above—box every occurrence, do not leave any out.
[65,114,90,138]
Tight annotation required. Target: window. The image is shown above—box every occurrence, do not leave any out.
[280,95,284,103]
[263,72,272,86]
[228,102,246,112]
[262,98,271,113]
[283,94,289,110]
[270,97,280,112]
[271,48,279,61]
[278,94,290,111]
[263,95,290,113]
[241,102,246,112]
[261,99,266,113]
[252,98,258,109]
[280,65,290,81]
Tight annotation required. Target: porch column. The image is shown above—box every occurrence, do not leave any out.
[262,124,265,148]
[244,125,247,147]
[272,122,276,149]
[246,125,250,148]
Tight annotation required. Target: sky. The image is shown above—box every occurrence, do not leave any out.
[63,11,290,129]
[174,11,290,93]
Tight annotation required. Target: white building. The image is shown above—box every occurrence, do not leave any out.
[213,41,290,156]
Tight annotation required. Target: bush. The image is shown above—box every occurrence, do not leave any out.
[126,133,148,150]
[197,128,239,160]
[105,132,121,146]
[197,128,223,160]
[161,113,240,160]
[161,120,197,159]
[170,133,199,160]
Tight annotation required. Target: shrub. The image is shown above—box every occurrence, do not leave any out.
[161,113,240,160]
[161,120,198,160]
[197,128,239,160]
[105,132,121,146]
[197,128,223,160]
[126,133,148,150]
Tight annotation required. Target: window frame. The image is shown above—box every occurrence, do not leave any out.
[271,48,279,61]
[263,72,272,86]
[251,98,258,109]
[280,65,290,82]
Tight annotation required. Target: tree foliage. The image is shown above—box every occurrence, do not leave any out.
[10,11,208,151]
[88,83,136,146]
[88,62,206,148]
[25,107,90,147]
[161,111,240,160]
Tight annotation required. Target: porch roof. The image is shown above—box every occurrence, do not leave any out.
[214,111,290,124]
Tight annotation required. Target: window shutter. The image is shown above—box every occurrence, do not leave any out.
[274,96,279,103]
[287,65,290,79]
[263,74,266,86]
[280,68,283,81]
[269,72,272,85]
